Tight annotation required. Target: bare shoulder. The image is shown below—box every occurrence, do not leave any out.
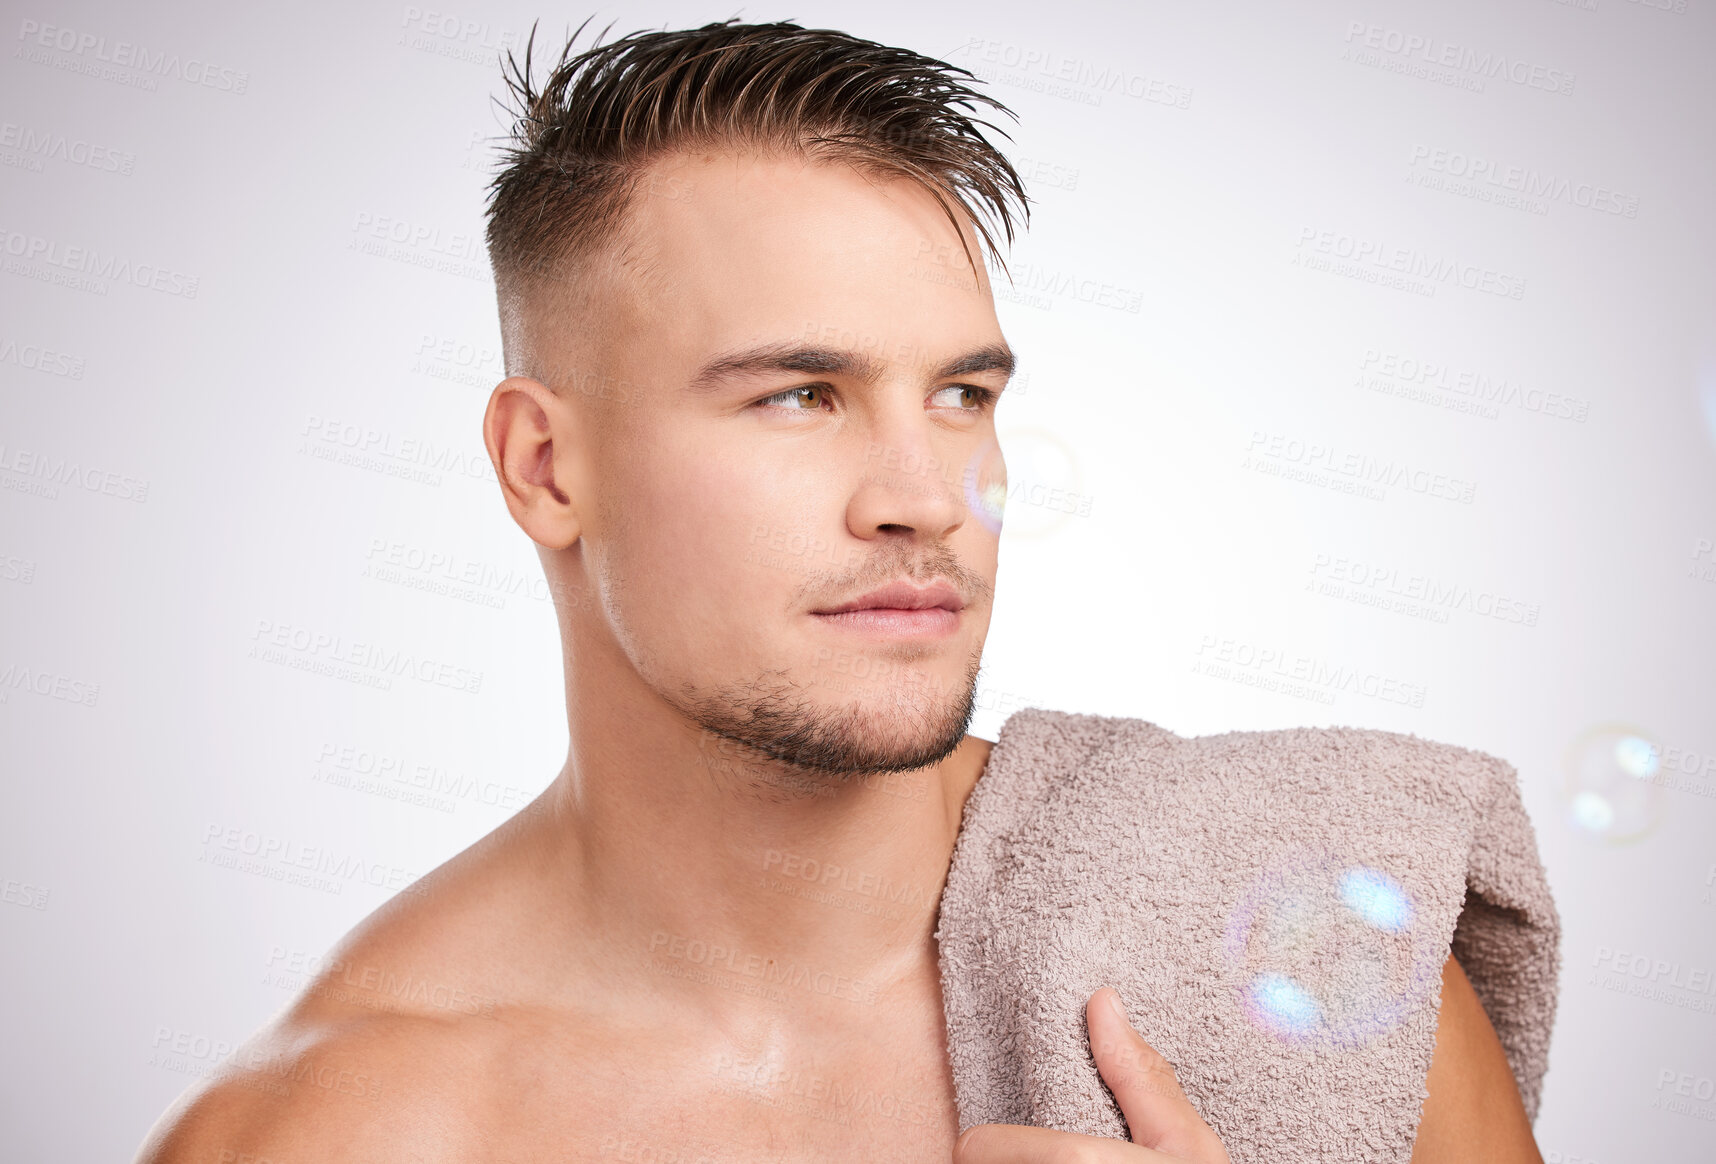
[132,1004,504,1162]
[1410,954,1543,1164]
[137,799,572,1162]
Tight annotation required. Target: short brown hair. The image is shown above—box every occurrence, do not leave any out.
[484,17,1030,297]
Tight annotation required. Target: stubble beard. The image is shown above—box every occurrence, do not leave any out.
[675,647,983,795]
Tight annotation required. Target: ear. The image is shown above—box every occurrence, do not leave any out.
[483,376,583,549]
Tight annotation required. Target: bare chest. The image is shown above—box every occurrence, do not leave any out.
[479,1013,963,1163]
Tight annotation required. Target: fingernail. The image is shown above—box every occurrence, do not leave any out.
[1107,989,1128,1024]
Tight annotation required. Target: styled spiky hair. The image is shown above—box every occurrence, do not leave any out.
[484,17,1030,292]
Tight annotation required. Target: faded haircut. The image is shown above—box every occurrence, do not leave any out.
[483,17,1030,313]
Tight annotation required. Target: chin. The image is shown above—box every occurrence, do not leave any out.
[677,651,981,779]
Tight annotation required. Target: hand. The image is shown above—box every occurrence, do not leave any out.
[951,988,1232,1163]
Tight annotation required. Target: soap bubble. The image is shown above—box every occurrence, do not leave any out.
[1246,972,1322,1035]
[1224,851,1443,1049]
[1613,735,1661,779]
[1337,867,1414,933]
[962,438,1008,534]
[1563,724,1662,844]
[963,428,1083,540]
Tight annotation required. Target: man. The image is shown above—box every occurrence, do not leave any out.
[137,19,1549,1162]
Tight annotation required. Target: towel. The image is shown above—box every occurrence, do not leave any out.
[935,708,1561,1163]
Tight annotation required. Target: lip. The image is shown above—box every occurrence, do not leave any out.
[809,579,966,640]
[812,579,966,616]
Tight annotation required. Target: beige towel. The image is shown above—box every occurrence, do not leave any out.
[936,709,1561,1163]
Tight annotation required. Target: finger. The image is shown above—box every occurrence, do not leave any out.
[1086,988,1227,1162]
[951,1120,1176,1164]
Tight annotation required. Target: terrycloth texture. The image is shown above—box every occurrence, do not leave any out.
[936,709,1561,1163]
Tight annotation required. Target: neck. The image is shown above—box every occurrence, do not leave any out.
[533,628,993,1018]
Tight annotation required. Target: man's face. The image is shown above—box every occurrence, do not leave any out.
[541,149,1011,777]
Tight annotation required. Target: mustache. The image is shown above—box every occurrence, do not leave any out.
[792,541,992,612]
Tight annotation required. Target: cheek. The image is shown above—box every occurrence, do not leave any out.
[595,429,847,652]
[960,523,1001,578]
[953,525,1001,623]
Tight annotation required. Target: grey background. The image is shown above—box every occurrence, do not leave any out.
[1,0,1712,1160]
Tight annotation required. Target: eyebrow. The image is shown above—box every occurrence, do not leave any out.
[685,341,1015,393]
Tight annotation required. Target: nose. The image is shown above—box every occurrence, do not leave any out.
[845,431,968,544]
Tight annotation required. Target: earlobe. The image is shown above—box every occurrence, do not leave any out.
[483,376,583,549]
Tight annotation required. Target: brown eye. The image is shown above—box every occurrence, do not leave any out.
[759,386,826,410]
[929,384,992,410]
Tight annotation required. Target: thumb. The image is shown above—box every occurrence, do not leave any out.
[1086,988,1228,1163]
